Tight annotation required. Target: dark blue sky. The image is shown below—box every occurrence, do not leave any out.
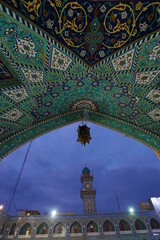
[0,122,160,216]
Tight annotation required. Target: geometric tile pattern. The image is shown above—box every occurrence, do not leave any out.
[1,108,23,121]
[135,71,160,85]
[148,109,160,121]
[21,68,44,83]
[4,88,28,102]
[0,59,13,81]
[146,90,160,103]
[112,49,135,71]
[0,1,160,159]
[0,126,9,136]
[51,47,72,71]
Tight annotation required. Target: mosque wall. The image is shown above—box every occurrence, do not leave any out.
[1,211,160,240]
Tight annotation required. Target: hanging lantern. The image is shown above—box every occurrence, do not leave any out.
[77,124,91,146]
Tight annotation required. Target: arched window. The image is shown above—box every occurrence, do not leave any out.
[70,222,82,233]
[119,220,131,231]
[53,222,65,235]
[150,218,160,229]
[135,219,146,230]
[36,223,48,234]
[103,220,115,232]
[9,223,17,235]
[0,223,5,235]
[87,221,98,233]
[19,223,31,236]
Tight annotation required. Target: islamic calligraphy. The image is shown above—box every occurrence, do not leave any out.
[2,0,159,64]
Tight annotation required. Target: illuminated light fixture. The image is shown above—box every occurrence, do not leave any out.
[77,124,91,146]
[77,111,91,146]
[129,207,134,213]
[0,205,3,210]
[27,213,30,216]
[51,210,57,217]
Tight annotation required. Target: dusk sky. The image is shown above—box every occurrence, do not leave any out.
[0,122,160,216]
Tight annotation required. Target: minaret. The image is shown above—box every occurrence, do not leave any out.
[80,167,97,214]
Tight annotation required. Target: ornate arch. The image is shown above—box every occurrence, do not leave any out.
[103,220,115,232]
[150,218,160,229]
[70,221,82,233]
[135,219,146,230]
[1,109,159,160]
[87,221,98,233]
[53,222,66,235]
[0,0,160,160]
[0,222,6,235]
[9,223,17,235]
[36,222,49,234]
[119,219,131,231]
[19,223,31,235]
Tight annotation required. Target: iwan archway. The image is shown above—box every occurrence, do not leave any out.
[0,1,160,159]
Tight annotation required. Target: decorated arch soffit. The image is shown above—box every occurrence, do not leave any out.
[0,0,160,159]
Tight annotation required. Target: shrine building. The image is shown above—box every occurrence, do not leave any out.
[0,167,160,240]
[0,0,160,239]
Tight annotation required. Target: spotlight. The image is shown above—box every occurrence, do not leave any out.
[51,210,57,217]
[0,205,3,210]
[129,207,134,213]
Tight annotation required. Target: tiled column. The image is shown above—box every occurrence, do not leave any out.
[66,223,70,240]
[48,224,53,240]
[2,224,10,240]
[99,221,104,239]
[115,220,121,240]
[130,220,137,240]
[145,218,154,240]
[83,222,86,240]
[31,223,36,240]
[13,224,20,240]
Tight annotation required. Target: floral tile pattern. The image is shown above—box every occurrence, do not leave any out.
[4,88,28,102]
[112,49,135,71]
[135,71,159,85]
[0,14,46,67]
[1,109,23,121]
[138,38,160,69]
[69,99,99,112]
[51,47,72,71]
[146,90,160,103]
[0,1,160,159]
[21,68,44,83]
[149,109,160,121]
[1,0,160,65]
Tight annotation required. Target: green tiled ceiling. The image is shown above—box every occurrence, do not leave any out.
[0,1,160,159]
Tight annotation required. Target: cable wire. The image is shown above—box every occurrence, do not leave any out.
[7,141,32,214]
